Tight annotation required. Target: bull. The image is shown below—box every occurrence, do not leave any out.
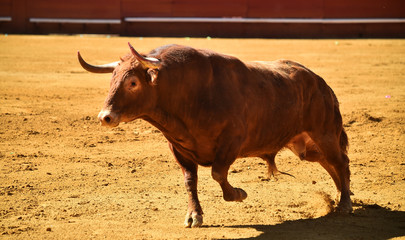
[78,43,352,228]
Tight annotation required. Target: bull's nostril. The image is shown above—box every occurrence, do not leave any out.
[104,116,111,123]
[98,111,118,127]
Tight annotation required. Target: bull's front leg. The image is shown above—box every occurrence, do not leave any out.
[211,161,247,202]
[169,144,203,228]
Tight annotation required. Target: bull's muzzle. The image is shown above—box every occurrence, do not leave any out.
[98,110,120,127]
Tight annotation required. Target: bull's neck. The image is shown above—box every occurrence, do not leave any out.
[142,107,197,160]
[142,107,194,145]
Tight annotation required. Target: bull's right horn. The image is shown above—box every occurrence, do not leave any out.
[128,42,161,69]
[78,51,119,73]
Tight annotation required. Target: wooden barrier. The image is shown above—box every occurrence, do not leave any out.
[1,0,404,37]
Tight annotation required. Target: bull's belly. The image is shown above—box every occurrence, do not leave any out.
[238,128,301,158]
[238,142,285,158]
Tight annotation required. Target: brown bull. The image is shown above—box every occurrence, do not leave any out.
[78,43,352,228]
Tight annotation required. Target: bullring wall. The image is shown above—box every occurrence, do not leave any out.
[1,0,404,37]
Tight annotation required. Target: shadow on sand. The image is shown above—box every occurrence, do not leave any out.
[223,203,405,240]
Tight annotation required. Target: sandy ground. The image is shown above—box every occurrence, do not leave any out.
[0,35,404,239]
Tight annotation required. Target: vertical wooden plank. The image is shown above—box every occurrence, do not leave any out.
[11,0,26,32]
[172,0,247,18]
[0,0,12,16]
[26,0,121,19]
[247,0,323,18]
[121,0,172,17]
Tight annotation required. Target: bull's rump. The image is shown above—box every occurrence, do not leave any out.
[237,60,338,157]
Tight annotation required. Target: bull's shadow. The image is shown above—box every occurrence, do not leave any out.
[220,203,405,240]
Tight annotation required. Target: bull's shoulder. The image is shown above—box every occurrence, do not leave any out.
[148,44,180,57]
[151,44,242,66]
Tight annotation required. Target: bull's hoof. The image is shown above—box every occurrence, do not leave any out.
[336,201,353,214]
[235,188,248,202]
[224,188,247,202]
[184,213,203,228]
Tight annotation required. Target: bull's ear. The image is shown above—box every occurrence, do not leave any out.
[147,69,158,84]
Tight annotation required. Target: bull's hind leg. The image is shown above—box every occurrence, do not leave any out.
[262,153,279,178]
[303,142,342,192]
[261,154,295,179]
[311,134,352,213]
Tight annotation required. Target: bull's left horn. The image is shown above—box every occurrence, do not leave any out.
[128,42,161,69]
[78,51,119,73]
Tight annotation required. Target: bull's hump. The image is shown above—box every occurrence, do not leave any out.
[148,44,180,57]
[250,59,299,67]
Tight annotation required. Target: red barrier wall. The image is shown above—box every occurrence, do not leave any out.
[1,0,404,37]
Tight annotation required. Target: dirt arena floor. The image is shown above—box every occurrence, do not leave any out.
[0,35,404,239]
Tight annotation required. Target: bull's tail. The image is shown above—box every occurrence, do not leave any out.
[329,85,349,155]
[340,128,349,154]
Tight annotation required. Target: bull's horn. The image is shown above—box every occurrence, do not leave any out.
[77,51,119,73]
[128,42,161,69]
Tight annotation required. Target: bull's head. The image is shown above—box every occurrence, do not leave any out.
[78,43,161,127]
